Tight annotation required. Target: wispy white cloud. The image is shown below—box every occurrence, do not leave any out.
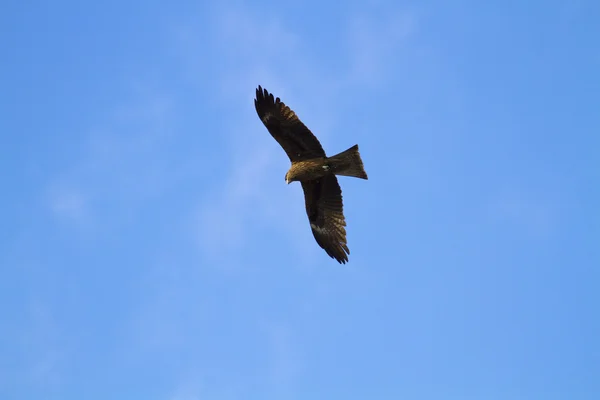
[47,185,88,224]
[44,85,176,231]
[193,144,275,259]
[345,10,417,87]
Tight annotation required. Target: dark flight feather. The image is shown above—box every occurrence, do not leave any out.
[301,176,350,264]
[254,85,326,162]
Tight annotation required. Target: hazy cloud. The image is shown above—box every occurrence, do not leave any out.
[47,185,87,224]
[345,10,417,86]
[44,85,176,232]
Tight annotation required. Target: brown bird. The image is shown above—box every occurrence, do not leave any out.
[254,85,368,263]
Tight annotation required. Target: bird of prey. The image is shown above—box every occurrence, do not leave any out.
[254,85,368,264]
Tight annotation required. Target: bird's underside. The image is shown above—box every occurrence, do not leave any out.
[286,158,330,182]
[254,85,368,263]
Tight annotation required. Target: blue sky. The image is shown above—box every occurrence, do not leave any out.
[1,0,599,399]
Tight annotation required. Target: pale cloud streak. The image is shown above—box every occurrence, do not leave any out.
[44,85,176,231]
[345,10,417,87]
[47,185,88,224]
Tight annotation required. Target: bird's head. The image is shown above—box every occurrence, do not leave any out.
[285,170,294,185]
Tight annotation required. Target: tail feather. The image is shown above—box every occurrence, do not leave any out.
[329,144,368,180]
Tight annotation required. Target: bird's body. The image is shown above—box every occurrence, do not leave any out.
[254,85,368,263]
[285,145,368,184]
[285,158,330,183]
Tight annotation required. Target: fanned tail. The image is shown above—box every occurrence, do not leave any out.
[328,144,368,179]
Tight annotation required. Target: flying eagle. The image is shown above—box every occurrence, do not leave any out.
[254,85,368,263]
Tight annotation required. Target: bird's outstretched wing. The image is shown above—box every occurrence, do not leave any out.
[301,175,349,263]
[254,85,326,162]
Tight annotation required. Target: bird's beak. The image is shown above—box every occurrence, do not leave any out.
[285,178,290,184]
